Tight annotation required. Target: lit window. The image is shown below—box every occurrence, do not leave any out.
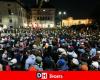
[43,17,44,20]
[9,19,12,23]
[45,17,47,20]
[8,4,11,6]
[0,19,2,23]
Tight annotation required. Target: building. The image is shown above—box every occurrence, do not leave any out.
[30,0,55,28]
[27,9,32,27]
[31,8,55,28]
[62,17,93,27]
[0,0,27,30]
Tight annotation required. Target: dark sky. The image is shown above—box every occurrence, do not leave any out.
[22,0,100,18]
[51,0,100,18]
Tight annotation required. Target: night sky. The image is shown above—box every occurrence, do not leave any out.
[22,0,100,18]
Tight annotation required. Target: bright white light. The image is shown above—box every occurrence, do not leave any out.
[50,24,54,28]
[58,11,62,15]
[3,25,7,29]
[23,23,28,27]
[44,0,49,2]
[43,9,46,12]
[63,11,66,15]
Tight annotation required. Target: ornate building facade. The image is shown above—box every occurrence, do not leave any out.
[31,8,55,28]
[30,0,55,28]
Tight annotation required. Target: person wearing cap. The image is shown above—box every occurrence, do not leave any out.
[89,61,99,71]
[56,58,69,71]
[69,58,80,71]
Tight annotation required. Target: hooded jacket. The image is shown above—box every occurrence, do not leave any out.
[25,54,36,70]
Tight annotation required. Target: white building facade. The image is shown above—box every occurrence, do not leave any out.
[31,8,55,28]
[0,0,27,29]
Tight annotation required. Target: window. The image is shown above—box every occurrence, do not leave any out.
[43,17,48,20]
[47,17,50,20]
[49,17,52,20]
[0,18,2,23]
[19,10,22,17]
[19,11,20,16]
[40,17,43,20]
[37,17,39,20]
[45,17,48,20]
[43,17,45,20]
[8,9,11,15]
[9,19,12,23]
[20,12,22,17]
[8,4,11,6]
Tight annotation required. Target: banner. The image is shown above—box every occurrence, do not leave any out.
[0,71,99,80]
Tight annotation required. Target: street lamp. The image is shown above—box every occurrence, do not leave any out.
[42,9,47,28]
[58,11,67,27]
[63,11,67,15]
[58,11,62,15]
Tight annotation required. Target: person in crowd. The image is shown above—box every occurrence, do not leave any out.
[56,57,69,71]
[69,58,80,71]
[0,28,99,71]
[25,51,36,70]
[34,56,43,71]
[90,42,97,58]
[89,61,99,71]
[80,62,88,71]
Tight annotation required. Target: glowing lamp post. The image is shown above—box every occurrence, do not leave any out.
[58,11,67,27]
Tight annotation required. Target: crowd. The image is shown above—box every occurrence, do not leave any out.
[0,28,100,71]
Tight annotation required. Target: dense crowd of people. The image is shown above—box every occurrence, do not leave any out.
[0,28,100,71]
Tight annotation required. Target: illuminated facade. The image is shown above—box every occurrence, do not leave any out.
[0,0,27,29]
[62,17,93,27]
[31,8,55,28]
